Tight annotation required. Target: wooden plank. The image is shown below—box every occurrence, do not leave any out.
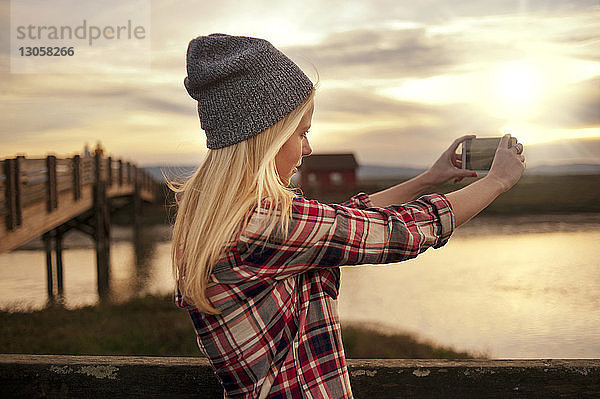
[56,159,72,171]
[81,157,94,185]
[105,184,135,198]
[57,174,73,194]
[19,158,46,173]
[56,161,72,193]
[0,355,221,398]
[347,359,600,398]
[21,169,47,185]
[20,181,46,207]
[0,186,94,252]
[0,355,599,399]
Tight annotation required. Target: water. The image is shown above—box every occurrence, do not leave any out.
[0,225,174,310]
[1,214,599,358]
[339,223,600,358]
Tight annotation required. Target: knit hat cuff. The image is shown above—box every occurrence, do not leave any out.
[204,80,313,149]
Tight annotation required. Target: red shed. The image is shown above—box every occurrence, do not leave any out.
[298,153,359,193]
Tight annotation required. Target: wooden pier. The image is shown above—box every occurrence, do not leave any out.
[0,151,161,299]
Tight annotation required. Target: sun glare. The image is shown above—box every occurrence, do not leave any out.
[489,60,545,119]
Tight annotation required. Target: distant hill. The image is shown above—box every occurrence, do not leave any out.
[524,163,600,175]
[142,163,600,183]
[359,163,600,177]
[143,165,198,183]
[357,165,426,179]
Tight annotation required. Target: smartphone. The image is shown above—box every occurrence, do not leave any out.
[462,137,518,171]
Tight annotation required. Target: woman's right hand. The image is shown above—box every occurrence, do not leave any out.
[485,134,526,193]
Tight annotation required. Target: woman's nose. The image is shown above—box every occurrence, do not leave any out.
[302,140,312,157]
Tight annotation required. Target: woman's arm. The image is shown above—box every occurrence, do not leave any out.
[232,193,454,281]
[367,173,437,208]
[369,135,477,207]
[445,176,504,227]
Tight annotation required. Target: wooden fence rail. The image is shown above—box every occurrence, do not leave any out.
[0,154,157,223]
[0,355,599,398]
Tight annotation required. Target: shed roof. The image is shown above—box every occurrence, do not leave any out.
[300,153,359,172]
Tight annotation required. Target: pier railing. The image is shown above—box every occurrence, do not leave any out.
[0,355,598,398]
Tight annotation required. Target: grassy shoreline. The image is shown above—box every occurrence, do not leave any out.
[0,294,477,359]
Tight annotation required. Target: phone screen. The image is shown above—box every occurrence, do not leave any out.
[463,138,501,170]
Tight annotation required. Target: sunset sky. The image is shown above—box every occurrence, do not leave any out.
[1,0,599,169]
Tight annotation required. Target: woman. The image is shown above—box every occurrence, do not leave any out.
[170,33,525,398]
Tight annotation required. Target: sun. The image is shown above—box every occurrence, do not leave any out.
[488,60,546,119]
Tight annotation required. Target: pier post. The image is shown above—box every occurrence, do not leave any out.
[72,155,81,201]
[42,229,64,301]
[94,153,110,299]
[42,232,53,300]
[118,159,123,186]
[127,162,132,185]
[133,166,143,227]
[3,157,23,231]
[46,155,57,212]
[55,230,64,296]
[107,157,113,188]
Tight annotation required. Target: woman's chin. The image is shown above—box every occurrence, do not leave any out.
[281,177,291,187]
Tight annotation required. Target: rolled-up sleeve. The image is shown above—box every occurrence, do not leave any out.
[339,192,373,209]
[232,192,455,280]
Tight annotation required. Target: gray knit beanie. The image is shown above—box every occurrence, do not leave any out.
[184,33,314,149]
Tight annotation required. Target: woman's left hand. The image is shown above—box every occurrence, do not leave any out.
[370,134,480,207]
[423,135,479,186]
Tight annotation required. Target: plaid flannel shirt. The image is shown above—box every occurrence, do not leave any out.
[175,192,455,398]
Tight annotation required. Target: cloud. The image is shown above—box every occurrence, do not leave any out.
[0,71,193,139]
[311,85,506,167]
[286,27,471,80]
[284,9,600,82]
[541,76,600,129]
[136,96,191,116]
[316,87,429,119]
[402,0,598,22]
[316,85,502,129]
[526,137,600,165]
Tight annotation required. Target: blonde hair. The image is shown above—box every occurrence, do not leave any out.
[167,88,316,314]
